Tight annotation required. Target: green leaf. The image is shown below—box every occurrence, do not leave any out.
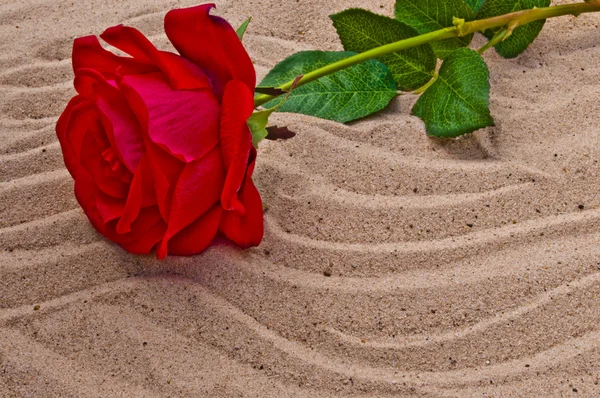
[259,51,397,123]
[476,0,551,58]
[394,0,474,59]
[236,17,251,40]
[465,0,486,13]
[247,108,274,148]
[412,48,494,137]
[330,8,436,91]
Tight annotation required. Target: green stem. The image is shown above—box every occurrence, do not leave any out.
[254,0,600,107]
[477,27,509,54]
[412,73,438,94]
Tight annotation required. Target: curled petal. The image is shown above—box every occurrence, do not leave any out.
[56,96,90,177]
[143,139,185,222]
[164,4,256,97]
[219,80,254,214]
[166,205,222,257]
[219,155,264,248]
[116,155,156,234]
[104,206,166,254]
[100,25,212,90]
[72,35,156,78]
[156,146,225,259]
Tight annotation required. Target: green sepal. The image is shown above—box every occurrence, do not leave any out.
[236,17,252,40]
[247,108,274,148]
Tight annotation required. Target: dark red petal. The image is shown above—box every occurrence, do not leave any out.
[56,96,89,177]
[100,25,212,91]
[120,219,166,254]
[164,4,256,97]
[72,35,156,78]
[100,205,166,254]
[219,80,254,214]
[100,24,157,64]
[143,140,185,222]
[156,146,225,259]
[95,190,126,223]
[118,72,220,162]
[79,126,130,199]
[111,206,166,254]
[74,154,126,225]
[219,161,264,248]
[65,100,98,160]
[75,160,165,255]
[116,155,156,234]
[165,205,222,257]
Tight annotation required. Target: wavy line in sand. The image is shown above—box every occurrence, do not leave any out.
[322,270,600,349]
[128,276,600,388]
[265,207,600,254]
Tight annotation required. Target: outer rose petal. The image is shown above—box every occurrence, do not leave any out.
[72,35,156,78]
[76,161,164,255]
[220,154,264,248]
[167,205,222,256]
[118,72,220,163]
[156,146,225,259]
[219,80,254,215]
[164,4,256,97]
[100,25,212,90]
[63,99,98,160]
[106,206,166,254]
[56,96,89,177]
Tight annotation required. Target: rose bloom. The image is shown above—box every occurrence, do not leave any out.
[56,4,263,259]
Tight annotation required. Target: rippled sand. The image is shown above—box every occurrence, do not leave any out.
[1,0,600,396]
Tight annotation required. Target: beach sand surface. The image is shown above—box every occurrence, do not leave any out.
[1,0,600,396]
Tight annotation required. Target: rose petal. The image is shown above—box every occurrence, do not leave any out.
[164,4,256,97]
[164,205,222,258]
[110,206,166,254]
[100,25,211,91]
[72,35,156,78]
[79,124,130,199]
[219,79,254,215]
[74,68,145,173]
[120,218,166,254]
[95,190,126,223]
[143,139,185,222]
[116,154,156,234]
[219,156,263,248]
[156,146,225,259]
[118,72,220,162]
[85,71,145,173]
[56,96,90,177]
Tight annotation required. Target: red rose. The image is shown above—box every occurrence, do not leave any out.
[56,4,263,259]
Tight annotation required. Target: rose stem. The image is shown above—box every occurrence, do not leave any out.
[253,0,600,108]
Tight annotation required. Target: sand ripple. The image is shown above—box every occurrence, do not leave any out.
[1,0,600,396]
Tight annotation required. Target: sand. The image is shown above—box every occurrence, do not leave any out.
[1,0,600,396]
